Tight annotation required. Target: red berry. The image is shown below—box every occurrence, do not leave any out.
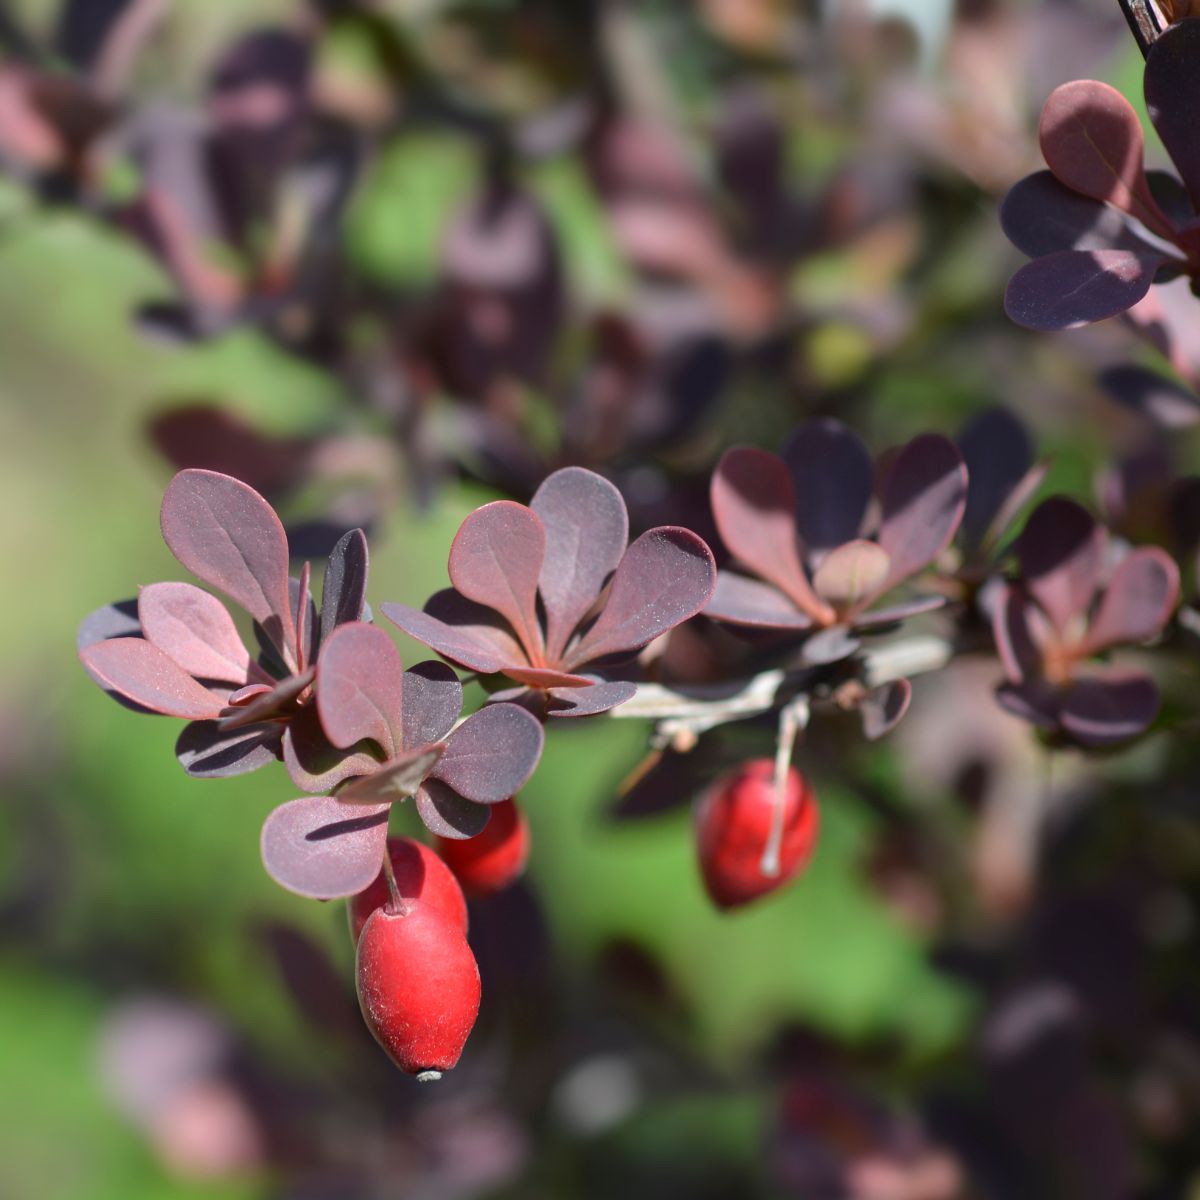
[435,798,530,898]
[347,837,468,944]
[355,901,481,1077]
[694,758,818,910]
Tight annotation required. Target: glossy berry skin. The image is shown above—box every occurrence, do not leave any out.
[695,759,818,910]
[347,837,469,944]
[435,798,530,898]
[355,901,481,1076]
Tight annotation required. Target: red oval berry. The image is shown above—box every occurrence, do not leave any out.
[347,837,469,944]
[435,798,530,898]
[694,758,818,910]
[355,901,481,1077]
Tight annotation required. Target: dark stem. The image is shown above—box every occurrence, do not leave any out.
[1119,0,1164,58]
[380,847,407,915]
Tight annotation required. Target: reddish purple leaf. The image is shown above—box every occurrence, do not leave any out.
[401,661,464,748]
[160,469,296,660]
[853,595,946,629]
[77,598,140,650]
[710,447,832,622]
[565,527,716,666]
[217,667,313,730]
[1005,249,1161,331]
[319,528,369,646]
[281,705,380,793]
[138,582,250,684]
[812,540,891,613]
[415,780,491,840]
[1039,80,1171,236]
[260,796,389,899]
[860,679,912,740]
[502,665,594,689]
[1083,547,1179,655]
[80,637,227,719]
[448,500,546,663]
[292,565,315,672]
[546,679,639,717]
[992,584,1046,683]
[316,622,404,755]
[531,467,629,661]
[176,720,282,778]
[782,420,873,560]
[1000,171,1166,258]
[336,744,446,805]
[704,571,812,629]
[1145,19,1200,212]
[877,434,967,592]
[381,591,522,674]
[1017,498,1105,635]
[431,702,544,803]
[1059,671,1160,746]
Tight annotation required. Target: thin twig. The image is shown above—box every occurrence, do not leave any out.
[1119,0,1165,58]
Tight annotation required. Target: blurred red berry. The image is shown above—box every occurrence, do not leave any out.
[347,837,469,944]
[355,901,481,1077]
[435,798,530,898]
[695,758,818,909]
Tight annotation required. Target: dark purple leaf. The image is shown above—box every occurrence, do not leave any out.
[319,528,369,646]
[1059,672,1160,746]
[877,434,967,591]
[531,466,629,660]
[401,661,464,747]
[159,469,296,659]
[995,681,1061,729]
[782,419,873,559]
[860,679,912,740]
[565,528,716,666]
[1099,364,1200,430]
[217,667,313,730]
[77,598,140,650]
[1083,547,1179,654]
[811,540,891,612]
[1017,497,1105,634]
[138,581,249,684]
[799,625,860,664]
[992,584,1047,683]
[80,638,226,719]
[176,720,281,778]
[315,622,403,755]
[259,796,389,900]
[431,703,544,803]
[448,500,546,662]
[710,447,831,622]
[1000,170,1165,258]
[381,590,523,674]
[1145,19,1200,212]
[704,571,812,629]
[1039,80,1171,235]
[281,705,379,793]
[853,595,946,629]
[336,744,446,806]
[958,408,1035,553]
[546,679,639,718]
[1004,249,1161,331]
[415,780,491,840]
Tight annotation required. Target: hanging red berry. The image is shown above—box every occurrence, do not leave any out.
[355,901,481,1078]
[347,837,469,944]
[435,798,530,898]
[695,759,819,910]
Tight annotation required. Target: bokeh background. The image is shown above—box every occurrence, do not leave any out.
[3,1,1199,1197]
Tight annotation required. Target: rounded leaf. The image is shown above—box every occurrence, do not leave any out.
[80,637,227,719]
[1145,19,1200,212]
[138,582,250,684]
[782,420,873,560]
[316,622,404,755]
[1016,497,1105,635]
[1084,547,1179,655]
[1004,250,1161,331]
[432,703,544,803]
